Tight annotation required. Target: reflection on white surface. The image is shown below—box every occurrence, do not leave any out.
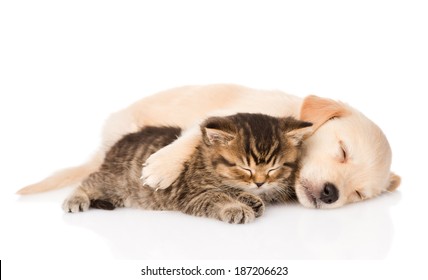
[59,191,400,260]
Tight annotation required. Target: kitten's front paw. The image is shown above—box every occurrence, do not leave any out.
[220,204,256,224]
[141,148,183,189]
[62,194,90,213]
[237,193,265,218]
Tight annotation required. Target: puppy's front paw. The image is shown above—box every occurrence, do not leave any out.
[220,204,256,224]
[237,193,265,218]
[141,148,184,189]
[63,193,90,213]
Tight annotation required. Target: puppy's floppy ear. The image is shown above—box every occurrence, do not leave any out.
[201,117,236,146]
[282,117,313,145]
[300,95,349,131]
[387,172,401,192]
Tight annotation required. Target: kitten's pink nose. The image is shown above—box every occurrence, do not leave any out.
[255,182,264,188]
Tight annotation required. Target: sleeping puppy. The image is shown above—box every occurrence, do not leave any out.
[17,84,400,209]
[297,96,400,208]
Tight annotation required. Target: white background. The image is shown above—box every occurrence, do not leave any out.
[1,0,427,279]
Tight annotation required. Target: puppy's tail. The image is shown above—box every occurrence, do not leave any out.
[16,152,103,195]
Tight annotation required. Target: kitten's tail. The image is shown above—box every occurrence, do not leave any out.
[16,152,104,195]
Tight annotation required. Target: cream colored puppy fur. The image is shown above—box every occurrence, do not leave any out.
[18,84,400,208]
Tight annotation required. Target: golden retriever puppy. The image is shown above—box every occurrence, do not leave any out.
[297,96,400,208]
[17,84,400,208]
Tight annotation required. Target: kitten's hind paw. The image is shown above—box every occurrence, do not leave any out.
[220,204,256,224]
[62,193,90,213]
[237,193,265,218]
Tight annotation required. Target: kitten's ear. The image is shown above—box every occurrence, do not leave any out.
[201,117,236,146]
[203,128,235,145]
[283,118,313,146]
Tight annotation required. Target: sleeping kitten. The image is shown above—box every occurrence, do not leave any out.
[63,113,312,224]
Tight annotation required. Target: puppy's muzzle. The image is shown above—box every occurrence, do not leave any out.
[319,183,339,204]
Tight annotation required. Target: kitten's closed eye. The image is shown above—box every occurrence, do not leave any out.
[239,166,253,176]
[267,166,282,176]
[267,163,295,179]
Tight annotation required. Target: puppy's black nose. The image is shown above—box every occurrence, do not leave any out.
[320,183,339,204]
[255,182,264,188]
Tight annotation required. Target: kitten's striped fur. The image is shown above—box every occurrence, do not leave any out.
[63,113,312,224]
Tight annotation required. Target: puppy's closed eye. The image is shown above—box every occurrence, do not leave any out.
[355,190,364,200]
[339,141,348,163]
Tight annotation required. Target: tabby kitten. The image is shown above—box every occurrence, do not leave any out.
[63,113,312,224]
